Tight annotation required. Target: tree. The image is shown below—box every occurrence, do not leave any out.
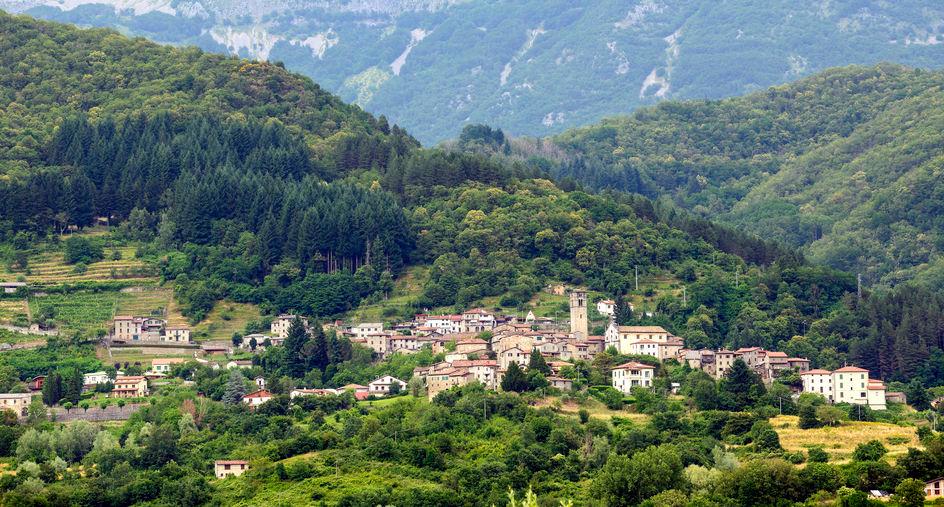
[614,295,633,325]
[527,347,551,375]
[222,369,246,405]
[906,379,930,411]
[798,402,820,429]
[41,371,63,406]
[815,405,846,427]
[231,333,243,348]
[501,362,529,393]
[63,236,103,264]
[61,368,83,405]
[283,317,309,378]
[852,440,888,462]
[593,444,683,506]
[807,446,829,463]
[892,478,926,507]
[720,359,765,410]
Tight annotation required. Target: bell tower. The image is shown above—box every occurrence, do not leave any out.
[570,289,588,339]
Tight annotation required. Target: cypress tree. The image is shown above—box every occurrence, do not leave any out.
[501,362,529,393]
[528,347,551,375]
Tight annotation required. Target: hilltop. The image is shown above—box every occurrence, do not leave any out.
[2,1,944,142]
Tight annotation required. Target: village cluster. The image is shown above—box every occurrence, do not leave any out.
[11,288,888,422]
[268,290,893,408]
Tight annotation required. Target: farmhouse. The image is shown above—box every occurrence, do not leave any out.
[0,393,33,417]
[242,389,272,408]
[112,376,148,398]
[214,460,249,479]
[368,376,407,396]
[926,477,943,499]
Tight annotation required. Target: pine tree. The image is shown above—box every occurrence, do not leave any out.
[721,359,765,410]
[222,369,246,405]
[614,295,633,325]
[283,317,309,378]
[528,347,551,375]
[501,362,530,393]
[61,368,84,405]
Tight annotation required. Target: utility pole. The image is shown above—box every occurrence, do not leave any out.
[857,273,862,300]
[635,265,639,292]
[682,286,687,306]
[735,267,739,288]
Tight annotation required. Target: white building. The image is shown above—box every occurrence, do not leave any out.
[596,299,616,317]
[83,371,111,386]
[604,324,671,354]
[611,361,655,393]
[352,323,383,339]
[801,366,886,410]
[150,358,187,374]
[214,460,249,479]
[367,376,407,396]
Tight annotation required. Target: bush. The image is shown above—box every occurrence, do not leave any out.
[807,446,829,463]
[852,440,888,462]
[64,237,104,265]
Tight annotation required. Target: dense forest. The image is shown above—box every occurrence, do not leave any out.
[544,64,944,289]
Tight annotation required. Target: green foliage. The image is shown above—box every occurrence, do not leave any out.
[63,237,103,265]
[852,440,888,462]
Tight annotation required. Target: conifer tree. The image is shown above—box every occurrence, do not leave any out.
[501,362,530,393]
[528,347,551,375]
[222,369,246,405]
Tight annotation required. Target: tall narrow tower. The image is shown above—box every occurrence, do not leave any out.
[570,289,588,339]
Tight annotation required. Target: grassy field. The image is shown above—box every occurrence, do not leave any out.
[535,396,651,426]
[771,415,921,464]
[28,291,123,336]
[0,300,29,325]
[191,302,262,342]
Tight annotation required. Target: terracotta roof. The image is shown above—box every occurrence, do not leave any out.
[801,369,833,375]
[243,389,272,399]
[867,384,886,390]
[451,359,497,367]
[613,361,655,370]
[766,351,788,358]
[457,338,487,345]
[787,357,810,362]
[152,358,187,365]
[215,460,248,465]
[616,326,668,333]
[835,366,869,373]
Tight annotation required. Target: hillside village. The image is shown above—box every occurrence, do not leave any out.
[64,287,891,412]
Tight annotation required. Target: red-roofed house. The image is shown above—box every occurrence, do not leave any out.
[242,389,272,408]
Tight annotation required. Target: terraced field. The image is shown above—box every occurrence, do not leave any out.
[0,300,29,325]
[28,291,123,336]
[4,247,158,286]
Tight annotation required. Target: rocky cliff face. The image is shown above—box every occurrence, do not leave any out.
[5,0,944,143]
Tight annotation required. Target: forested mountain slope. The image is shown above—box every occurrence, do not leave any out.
[2,11,943,387]
[547,64,944,289]
[2,1,944,142]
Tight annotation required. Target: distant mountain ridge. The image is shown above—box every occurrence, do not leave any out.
[3,0,944,143]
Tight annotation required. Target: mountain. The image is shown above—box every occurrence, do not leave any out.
[3,1,944,143]
[543,64,944,289]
